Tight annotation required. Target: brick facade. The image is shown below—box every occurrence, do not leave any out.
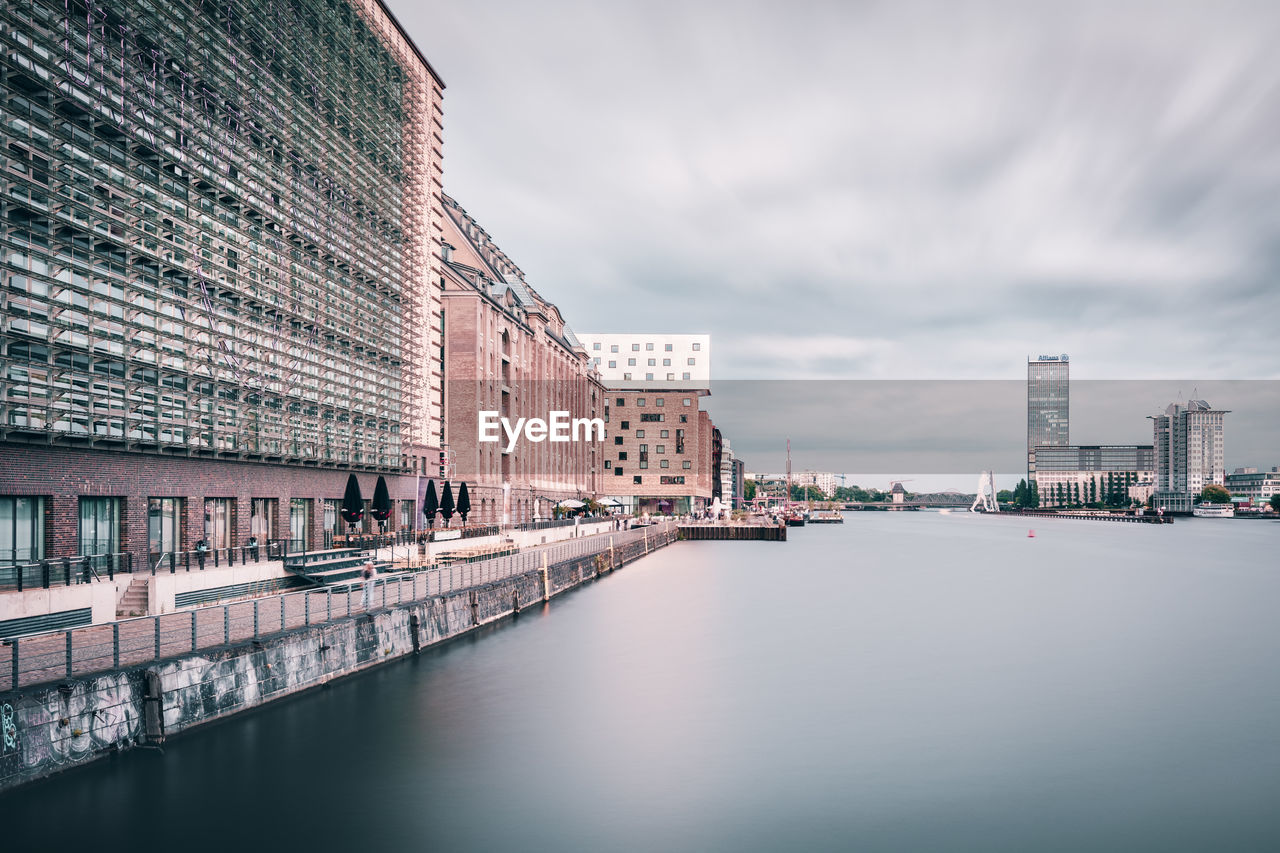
[0,444,418,571]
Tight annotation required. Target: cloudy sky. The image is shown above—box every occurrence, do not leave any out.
[391,0,1278,379]
[388,0,1279,479]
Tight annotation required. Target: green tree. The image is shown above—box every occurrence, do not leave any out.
[1030,480,1040,508]
[1088,477,1097,506]
[997,489,1014,503]
[1270,494,1280,512]
[1055,482,1065,507]
[1200,484,1232,504]
[744,480,757,502]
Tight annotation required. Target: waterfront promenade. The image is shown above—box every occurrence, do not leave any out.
[1,523,675,693]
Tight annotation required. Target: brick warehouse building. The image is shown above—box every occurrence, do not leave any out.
[0,0,445,573]
[440,195,604,525]
[601,390,718,516]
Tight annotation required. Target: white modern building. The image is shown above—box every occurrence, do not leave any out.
[1226,467,1279,506]
[1150,399,1229,513]
[579,333,710,391]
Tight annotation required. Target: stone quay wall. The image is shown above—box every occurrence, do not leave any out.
[0,526,676,793]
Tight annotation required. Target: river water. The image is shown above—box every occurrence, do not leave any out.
[7,513,1280,851]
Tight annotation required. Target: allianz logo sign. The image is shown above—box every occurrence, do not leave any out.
[478,411,605,453]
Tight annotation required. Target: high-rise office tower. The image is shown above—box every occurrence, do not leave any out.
[1027,354,1070,482]
[1151,399,1228,512]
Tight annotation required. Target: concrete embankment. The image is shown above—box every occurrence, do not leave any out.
[0,526,676,793]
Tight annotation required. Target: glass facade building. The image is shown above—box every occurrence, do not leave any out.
[0,0,444,572]
[1027,354,1069,481]
[1031,445,1154,508]
[2,0,442,468]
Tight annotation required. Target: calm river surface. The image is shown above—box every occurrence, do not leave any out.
[7,513,1280,851]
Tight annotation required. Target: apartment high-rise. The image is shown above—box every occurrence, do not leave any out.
[1150,399,1229,513]
[1027,354,1070,482]
[0,0,444,570]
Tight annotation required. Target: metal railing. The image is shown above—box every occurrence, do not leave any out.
[148,540,290,574]
[1,522,677,692]
[512,518,580,532]
[0,553,132,592]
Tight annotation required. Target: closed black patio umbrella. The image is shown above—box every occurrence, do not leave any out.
[371,475,392,530]
[423,480,439,529]
[371,475,392,549]
[340,473,364,535]
[457,482,471,525]
[440,481,455,527]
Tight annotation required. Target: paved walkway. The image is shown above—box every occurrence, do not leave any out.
[2,523,675,691]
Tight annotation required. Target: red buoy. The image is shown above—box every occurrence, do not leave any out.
[1027,529,1036,538]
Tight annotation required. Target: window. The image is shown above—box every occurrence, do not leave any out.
[608,361,616,368]
[0,496,45,565]
[662,358,671,366]
[647,358,656,366]
[665,344,673,351]
[621,420,630,429]
[593,343,601,351]
[688,358,696,365]
[614,436,623,445]
[148,497,182,558]
[637,398,645,406]
[639,461,648,469]
[660,476,685,484]
[683,398,693,406]
[593,358,600,365]
[682,373,691,380]
[646,373,654,381]
[250,498,277,541]
[656,398,665,407]
[627,358,636,366]
[79,497,120,556]
[636,430,645,438]
[623,373,632,380]
[660,430,669,438]
[619,452,628,460]
[641,413,664,422]
[290,498,310,551]
[660,460,670,468]
[610,344,619,353]
[656,445,666,454]
[682,460,692,469]
[667,373,675,381]
[205,498,234,549]
[615,467,624,475]
[633,476,642,485]
[680,415,688,423]
[632,343,640,351]
[646,342,654,351]
[692,343,701,351]
[616,398,625,407]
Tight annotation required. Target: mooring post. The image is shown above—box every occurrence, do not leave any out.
[541,550,550,602]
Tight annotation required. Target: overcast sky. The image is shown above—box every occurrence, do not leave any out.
[388,0,1279,480]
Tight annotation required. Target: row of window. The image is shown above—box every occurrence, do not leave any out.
[616,397,694,407]
[593,342,702,353]
[594,357,698,367]
[622,475,687,485]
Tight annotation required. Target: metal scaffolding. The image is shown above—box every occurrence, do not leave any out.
[1,0,442,471]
